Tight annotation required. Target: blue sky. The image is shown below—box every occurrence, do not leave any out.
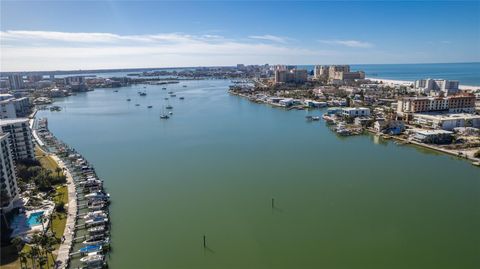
[1,0,479,71]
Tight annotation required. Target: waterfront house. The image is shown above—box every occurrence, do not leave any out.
[342,107,371,118]
[279,98,294,107]
[411,129,453,144]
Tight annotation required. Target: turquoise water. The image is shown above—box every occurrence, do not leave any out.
[303,62,480,85]
[37,79,480,269]
[27,211,44,227]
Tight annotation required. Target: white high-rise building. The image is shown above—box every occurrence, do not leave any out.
[0,133,19,213]
[0,118,36,161]
[414,78,459,95]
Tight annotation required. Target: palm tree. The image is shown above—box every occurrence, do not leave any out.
[29,245,40,269]
[37,255,47,269]
[18,252,28,269]
[38,214,48,234]
[55,167,62,177]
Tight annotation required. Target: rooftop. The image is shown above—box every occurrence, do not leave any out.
[0,118,30,126]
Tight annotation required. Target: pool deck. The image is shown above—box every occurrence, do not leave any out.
[51,155,77,269]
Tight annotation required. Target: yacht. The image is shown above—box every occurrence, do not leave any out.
[160,114,170,119]
[85,217,109,227]
[166,105,173,109]
[162,87,167,90]
[135,104,140,106]
[79,245,102,254]
[82,236,109,246]
[179,97,185,100]
[170,94,176,97]
[80,252,104,266]
[127,99,131,101]
[84,211,108,220]
[168,91,174,94]
[88,226,106,235]
[147,105,153,108]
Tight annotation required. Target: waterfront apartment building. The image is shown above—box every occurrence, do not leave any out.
[414,78,459,95]
[7,74,25,90]
[314,65,329,80]
[397,94,475,114]
[1,99,17,119]
[0,133,19,213]
[0,94,31,118]
[274,66,308,84]
[0,118,35,161]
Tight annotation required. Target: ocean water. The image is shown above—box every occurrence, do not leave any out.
[304,62,480,86]
[53,62,480,86]
[37,79,480,269]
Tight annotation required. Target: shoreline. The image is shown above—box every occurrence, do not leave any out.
[230,91,479,166]
[31,119,78,268]
[366,77,480,90]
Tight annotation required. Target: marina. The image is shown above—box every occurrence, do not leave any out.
[33,118,112,268]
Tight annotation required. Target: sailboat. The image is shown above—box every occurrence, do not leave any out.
[160,106,170,119]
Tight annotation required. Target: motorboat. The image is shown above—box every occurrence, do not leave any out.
[160,114,170,119]
[135,104,140,106]
[127,99,131,101]
[85,217,109,227]
[113,90,118,93]
[168,91,174,94]
[147,105,153,108]
[166,105,173,109]
[84,211,108,220]
[82,236,109,246]
[88,201,107,211]
[170,94,176,97]
[179,97,185,100]
[80,252,104,265]
[162,87,166,90]
[85,191,110,201]
[79,244,102,254]
[88,225,106,235]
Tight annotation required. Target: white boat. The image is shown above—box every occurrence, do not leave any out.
[85,191,110,201]
[80,252,104,265]
[84,211,108,220]
[85,217,109,226]
[82,236,109,246]
[88,226,106,235]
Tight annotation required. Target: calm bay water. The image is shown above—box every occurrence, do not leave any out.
[37,80,479,269]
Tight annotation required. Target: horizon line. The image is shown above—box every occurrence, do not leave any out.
[1,61,479,74]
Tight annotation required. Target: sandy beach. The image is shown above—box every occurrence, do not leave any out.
[366,77,480,91]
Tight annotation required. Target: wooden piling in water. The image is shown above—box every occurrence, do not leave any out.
[203,235,206,248]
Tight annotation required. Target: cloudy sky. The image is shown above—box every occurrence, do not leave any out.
[1,0,479,71]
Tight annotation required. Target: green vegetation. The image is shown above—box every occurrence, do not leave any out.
[1,147,69,269]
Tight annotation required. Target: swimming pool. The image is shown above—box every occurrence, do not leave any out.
[27,211,45,227]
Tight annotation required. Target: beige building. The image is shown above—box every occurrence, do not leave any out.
[397,94,475,114]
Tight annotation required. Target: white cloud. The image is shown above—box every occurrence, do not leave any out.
[319,39,373,48]
[0,30,336,71]
[248,35,289,43]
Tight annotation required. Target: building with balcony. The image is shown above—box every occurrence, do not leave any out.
[1,133,19,213]
[397,94,475,115]
[0,118,35,161]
